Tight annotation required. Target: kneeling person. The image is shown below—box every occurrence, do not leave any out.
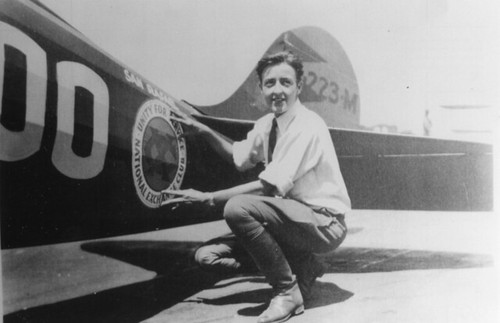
[165,51,350,323]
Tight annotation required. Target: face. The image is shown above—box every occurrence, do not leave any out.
[260,63,302,116]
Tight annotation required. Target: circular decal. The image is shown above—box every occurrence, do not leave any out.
[132,99,186,208]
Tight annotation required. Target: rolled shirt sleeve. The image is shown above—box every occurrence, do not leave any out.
[259,128,321,196]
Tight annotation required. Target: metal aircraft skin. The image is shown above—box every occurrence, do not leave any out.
[0,0,493,250]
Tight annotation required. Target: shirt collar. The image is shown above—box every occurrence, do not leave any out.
[275,99,303,133]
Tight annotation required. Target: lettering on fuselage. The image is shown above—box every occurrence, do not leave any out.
[124,69,179,110]
[0,21,109,179]
[132,99,186,208]
[302,70,358,115]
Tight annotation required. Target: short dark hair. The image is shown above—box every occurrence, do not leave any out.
[256,51,304,83]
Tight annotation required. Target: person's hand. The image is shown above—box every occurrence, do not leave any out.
[161,188,213,207]
[170,111,209,138]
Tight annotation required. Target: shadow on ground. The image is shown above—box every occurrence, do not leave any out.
[83,239,493,274]
[320,246,493,273]
[4,239,493,323]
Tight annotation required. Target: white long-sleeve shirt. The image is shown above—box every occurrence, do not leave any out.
[233,100,351,215]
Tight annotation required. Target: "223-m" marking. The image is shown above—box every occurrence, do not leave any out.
[304,71,358,114]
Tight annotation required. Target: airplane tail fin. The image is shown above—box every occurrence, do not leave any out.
[196,26,360,129]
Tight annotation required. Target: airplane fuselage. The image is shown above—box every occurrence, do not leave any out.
[0,0,492,250]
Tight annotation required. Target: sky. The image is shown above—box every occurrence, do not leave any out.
[39,0,499,139]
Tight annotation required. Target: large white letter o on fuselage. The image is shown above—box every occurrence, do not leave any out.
[0,21,47,161]
[53,61,109,179]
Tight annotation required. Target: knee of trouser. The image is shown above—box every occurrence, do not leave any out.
[223,195,264,240]
[194,245,219,269]
[223,195,249,227]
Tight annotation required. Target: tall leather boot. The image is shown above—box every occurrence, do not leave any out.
[287,252,325,301]
[239,230,304,323]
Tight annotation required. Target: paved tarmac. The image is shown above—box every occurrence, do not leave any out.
[2,210,498,322]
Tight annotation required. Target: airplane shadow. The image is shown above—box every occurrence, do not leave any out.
[4,240,493,323]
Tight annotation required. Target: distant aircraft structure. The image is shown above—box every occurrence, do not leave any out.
[429,105,495,143]
[440,105,491,110]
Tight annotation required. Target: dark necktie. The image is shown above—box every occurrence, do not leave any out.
[268,118,278,163]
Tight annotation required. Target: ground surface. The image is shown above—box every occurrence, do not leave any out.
[2,210,498,322]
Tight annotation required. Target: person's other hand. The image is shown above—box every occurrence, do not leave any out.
[170,111,209,138]
[161,188,212,207]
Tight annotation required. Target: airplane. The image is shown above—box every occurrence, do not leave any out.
[0,0,494,317]
[433,105,495,143]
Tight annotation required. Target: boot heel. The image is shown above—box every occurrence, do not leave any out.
[294,305,305,315]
